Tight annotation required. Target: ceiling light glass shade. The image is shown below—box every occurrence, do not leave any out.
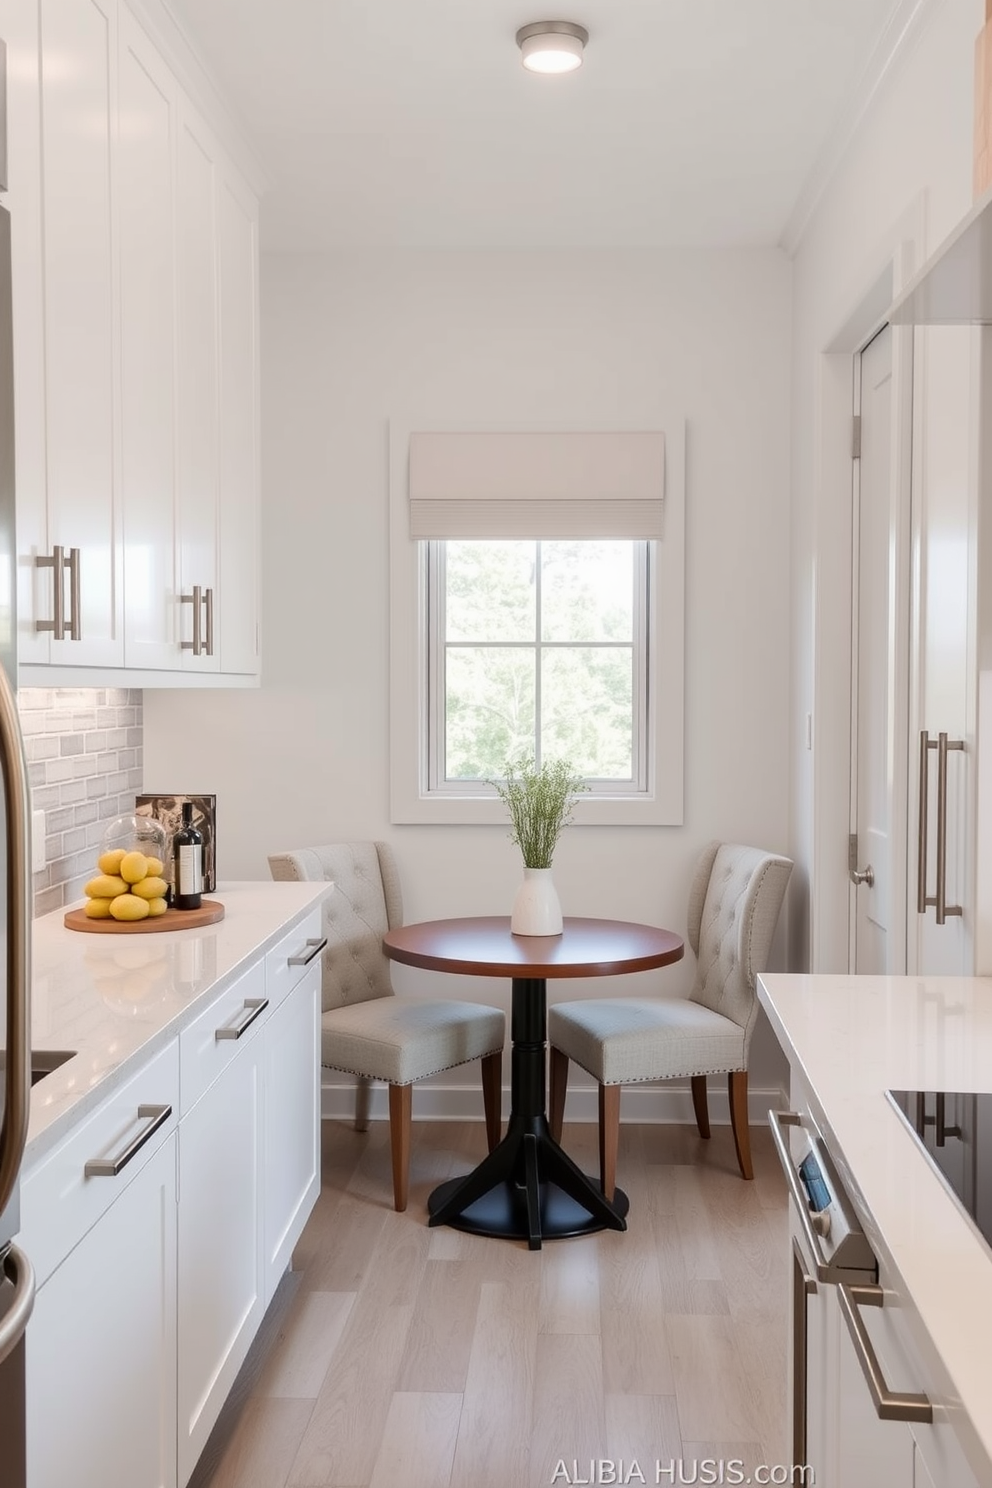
[516,21,588,74]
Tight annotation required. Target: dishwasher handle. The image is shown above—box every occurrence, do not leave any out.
[836,1283,933,1424]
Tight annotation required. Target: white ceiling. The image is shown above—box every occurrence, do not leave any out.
[165,0,918,253]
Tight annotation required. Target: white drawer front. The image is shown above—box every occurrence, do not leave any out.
[180,958,267,1114]
[264,909,324,1012]
[21,1039,180,1289]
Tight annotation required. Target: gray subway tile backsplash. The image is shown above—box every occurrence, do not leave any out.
[18,688,144,917]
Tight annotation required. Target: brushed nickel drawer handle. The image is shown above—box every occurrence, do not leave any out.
[84,1103,173,1177]
[918,730,964,923]
[215,997,268,1041]
[836,1283,933,1424]
[204,586,214,657]
[287,936,327,967]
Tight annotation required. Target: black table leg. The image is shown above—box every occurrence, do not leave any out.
[427,976,628,1248]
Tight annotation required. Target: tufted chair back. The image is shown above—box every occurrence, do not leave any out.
[685,842,792,1054]
[267,842,403,1011]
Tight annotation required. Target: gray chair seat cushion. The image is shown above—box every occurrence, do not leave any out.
[322,997,506,1085]
[547,996,745,1086]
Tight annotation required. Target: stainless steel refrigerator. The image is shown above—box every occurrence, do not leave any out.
[0,33,35,1488]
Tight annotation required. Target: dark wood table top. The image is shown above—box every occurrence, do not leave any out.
[382,916,684,979]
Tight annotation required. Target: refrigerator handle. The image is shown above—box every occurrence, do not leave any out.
[0,659,32,1225]
[0,1243,34,1368]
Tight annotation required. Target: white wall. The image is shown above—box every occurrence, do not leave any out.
[145,246,794,1107]
[790,0,980,971]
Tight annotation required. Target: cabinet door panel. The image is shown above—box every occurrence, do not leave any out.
[26,1133,178,1488]
[39,0,122,666]
[178,1037,263,1483]
[217,171,259,675]
[263,963,320,1302]
[176,102,220,673]
[119,12,177,669]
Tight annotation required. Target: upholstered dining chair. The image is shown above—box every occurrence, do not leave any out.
[547,842,792,1197]
[268,842,505,1212]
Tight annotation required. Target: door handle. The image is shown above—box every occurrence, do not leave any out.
[917,730,964,923]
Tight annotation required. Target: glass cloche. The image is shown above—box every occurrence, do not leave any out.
[100,814,169,878]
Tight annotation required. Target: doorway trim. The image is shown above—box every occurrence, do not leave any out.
[808,195,924,973]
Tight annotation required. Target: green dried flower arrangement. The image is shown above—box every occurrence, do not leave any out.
[490,756,587,869]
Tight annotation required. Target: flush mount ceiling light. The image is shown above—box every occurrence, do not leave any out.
[516,20,588,74]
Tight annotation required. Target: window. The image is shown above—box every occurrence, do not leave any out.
[427,539,649,793]
[389,423,685,826]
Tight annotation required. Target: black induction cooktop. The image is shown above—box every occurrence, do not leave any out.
[887,1088,992,1256]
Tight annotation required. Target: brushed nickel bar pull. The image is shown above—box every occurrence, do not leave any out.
[84,1103,172,1178]
[66,546,81,639]
[0,1244,35,1369]
[287,936,327,967]
[791,1236,815,1472]
[181,585,203,654]
[204,586,214,657]
[0,656,32,1227]
[917,730,933,914]
[35,544,66,638]
[836,1283,933,1424]
[935,731,964,925]
[215,997,268,1041]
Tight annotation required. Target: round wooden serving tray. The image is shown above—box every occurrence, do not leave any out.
[64,899,225,934]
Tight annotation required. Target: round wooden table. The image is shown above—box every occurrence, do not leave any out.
[382,916,684,1249]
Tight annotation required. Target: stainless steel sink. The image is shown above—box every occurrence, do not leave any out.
[28,1050,76,1087]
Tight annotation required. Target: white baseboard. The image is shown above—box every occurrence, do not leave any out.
[321,1075,789,1126]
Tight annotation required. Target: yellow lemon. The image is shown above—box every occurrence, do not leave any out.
[85,874,129,900]
[144,856,164,877]
[146,897,168,917]
[119,851,149,885]
[83,897,113,919]
[97,848,127,875]
[109,893,150,922]
[130,876,168,901]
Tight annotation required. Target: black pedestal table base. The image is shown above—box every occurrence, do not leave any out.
[427,976,628,1249]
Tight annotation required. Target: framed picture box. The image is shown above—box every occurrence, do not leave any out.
[135,794,217,893]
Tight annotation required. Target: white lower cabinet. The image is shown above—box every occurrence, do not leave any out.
[27,1134,178,1488]
[177,963,266,1483]
[262,958,320,1303]
[21,1039,180,1488]
[20,907,324,1488]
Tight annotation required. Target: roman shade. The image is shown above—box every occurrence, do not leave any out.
[408,430,665,539]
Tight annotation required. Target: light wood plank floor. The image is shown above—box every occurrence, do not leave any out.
[192,1115,790,1488]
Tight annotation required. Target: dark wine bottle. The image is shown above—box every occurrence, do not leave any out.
[173,800,204,911]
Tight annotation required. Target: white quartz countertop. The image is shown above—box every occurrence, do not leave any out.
[757,972,992,1482]
[26,880,330,1166]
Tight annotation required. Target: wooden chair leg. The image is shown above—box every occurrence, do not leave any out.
[481,1050,502,1152]
[387,1083,413,1211]
[549,1046,569,1143]
[728,1070,753,1180]
[354,1074,372,1133]
[599,1083,621,1201]
[690,1074,711,1139]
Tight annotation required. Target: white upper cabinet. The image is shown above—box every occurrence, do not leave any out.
[216,166,260,676]
[3,0,261,684]
[119,7,178,671]
[176,99,221,675]
[19,0,125,669]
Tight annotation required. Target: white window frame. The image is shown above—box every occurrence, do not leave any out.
[389,420,685,826]
[426,538,651,796]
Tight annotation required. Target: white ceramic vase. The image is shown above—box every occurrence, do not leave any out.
[510,866,563,936]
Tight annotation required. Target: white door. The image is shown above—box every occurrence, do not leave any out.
[851,324,910,973]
